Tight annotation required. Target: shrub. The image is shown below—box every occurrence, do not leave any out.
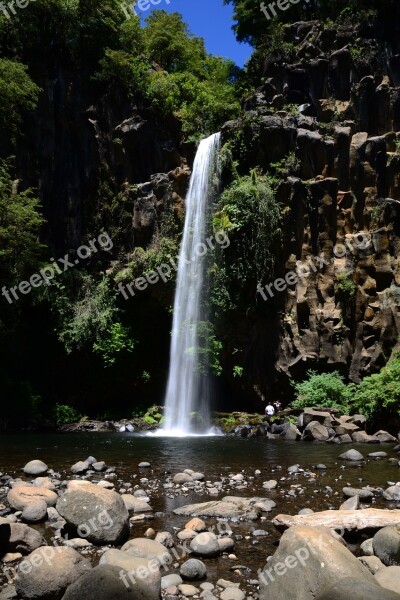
[291,370,352,413]
[53,404,81,424]
[352,357,400,421]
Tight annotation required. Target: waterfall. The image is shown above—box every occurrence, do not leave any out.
[161,133,221,436]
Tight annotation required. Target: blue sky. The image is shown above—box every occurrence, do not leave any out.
[135,0,252,68]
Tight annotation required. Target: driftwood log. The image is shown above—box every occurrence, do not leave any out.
[273,508,400,531]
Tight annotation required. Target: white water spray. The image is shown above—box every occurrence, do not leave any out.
[161,133,221,436]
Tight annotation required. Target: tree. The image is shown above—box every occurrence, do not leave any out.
[0,59,40,135]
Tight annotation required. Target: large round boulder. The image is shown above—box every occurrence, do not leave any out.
[121,538,171,565]
[316,577,400,599]
[62,564,157,600]
[373,525,400,566]
[23,461,48,476]
[375,566,400,594]
[16,546,91,600]
[8,487,58,511]
[56,482,129,545]
[21,500,48,524]
[189,532,220,557]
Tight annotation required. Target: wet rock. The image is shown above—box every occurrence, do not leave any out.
[383,485,400,501]
[368,452,388,458]
[7,486,58,510]
[138,462,151,468]
[121,537,171,564]
[23,461,48,476]
[373,525,400,565]
[190,532,220,557]
[174,498,262,520]
[192,473,205,481]
[352,432,380,443]
[259,525,374,600]
[281,423,302,440]
[339,449,364,461]
[121,494,152,513]
[21,499,48,523]
[93,462,107,472]
[15,546,91,600]
[342,487,373,499]
[298,508,314,515]
[358,555,385,574]
[180,558,207,580]
[177,529,197,541]
[144,528,155,539]
[315,576,400,599]
[62,564,158,600]
[56,482,129,544]
[374,566,400,594]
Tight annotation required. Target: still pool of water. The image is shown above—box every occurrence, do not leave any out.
[1,434,399,587]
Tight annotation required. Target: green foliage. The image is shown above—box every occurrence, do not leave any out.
[336,272,357,298]
[212,172,281,311]
[142,404,163,424]
[196,321,223,377]
[93,322,135,367]
[291,370,352,413]
[53,403,81,424]
[352,357,400,421]
[0,160,44,284]
[233,365,243,378]
[0,59,40,136]
[95,49,150,97]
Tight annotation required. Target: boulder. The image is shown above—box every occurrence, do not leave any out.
[303,409,333,427]
[93,462,106,472]
[15,546,91,600]
[56,482,129,544]
[339,496,360,510]
[173,497,264,520]
[121,494,152,513]
[383,485,400,501]
[352,431,380,443]
[315,577,400,599]
[342,487,373,499]
[62,564,158,600]
[185,518,207,532]
[374,431,397,443]
[8,487,58,511]
[173,473,193,484]
[21,500,48,523]
[121,538,171,565]
[373,525,400,565]
[358,555,385,574]
[161,574,183,589]
[180,559,207,580]
[70,461,90,474]
[339,449,364,461]
[259,526,374,600]
[0,523,45,554]
[99,549,161,594]
[190,532,220,557]
[374,566,400,594]
[23,461,48,476]
[303,421,329,441]
[218,538,235,552]
[273,509,400,532]
[281,423,302,440]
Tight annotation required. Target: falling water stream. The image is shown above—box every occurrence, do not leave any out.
[160,133,221,436]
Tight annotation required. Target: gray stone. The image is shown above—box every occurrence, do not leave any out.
[62,564,159,600]
[180,559,207,580]
[339,449,364,461]
[218,537,235,552]
[375,566,400,594]
[99,548,161,594]
[155,531,174,547]
[7,486,58,510]
[93,462,106,472]
[56,482,129,544]
[373,525,400,565]
[23,461,48,476]
[259,525,374,600]
[138,462,151,468]
[262,480,278,491]
[190,532,220,557]
[360,538,374,556]
[315,577,400,599]
[70,461,90,474]
[16,546,91,600]
[161,575,183,589]
[368,452,388,458]
[21,499,47,523]
[340,496,360,510]
[173,473,193,484]
[1,523,45,554]
[358,555,385,574]
[220,589,245,600]
[178,584,198,597]
[342,487,373,499]
[121,537,171,565]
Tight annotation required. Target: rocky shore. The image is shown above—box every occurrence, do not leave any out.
[2,446,400,599]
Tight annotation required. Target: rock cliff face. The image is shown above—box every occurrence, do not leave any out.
[220,16,400,402]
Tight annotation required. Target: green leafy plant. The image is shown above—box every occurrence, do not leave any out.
[53,404,81,424]
[291,370,352,413]
[336,272,357,298]
[352,357,400,421]
[233,365,243,378]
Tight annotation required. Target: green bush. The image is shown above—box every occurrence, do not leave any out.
[291,370,352,413]
[53,404,81,424]
[352,358,400,421]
